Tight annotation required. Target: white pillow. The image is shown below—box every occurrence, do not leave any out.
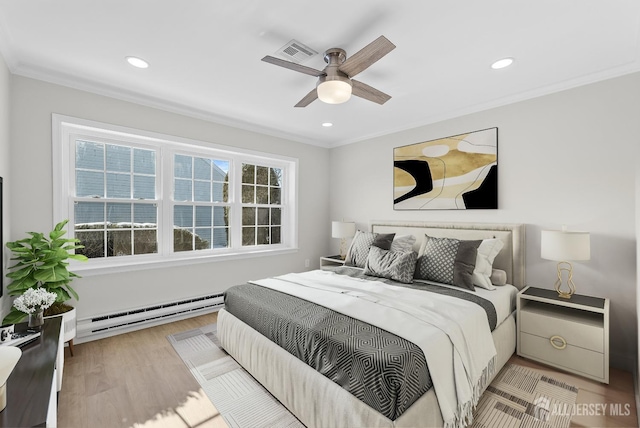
[390,234,416,253]
[472,239,505,290]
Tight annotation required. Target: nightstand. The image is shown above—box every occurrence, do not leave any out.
[517,286,609,383]
[320,255,346,270]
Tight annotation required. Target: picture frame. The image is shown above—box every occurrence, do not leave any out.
[393,127,498,210]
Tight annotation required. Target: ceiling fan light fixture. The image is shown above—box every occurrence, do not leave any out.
[126,56,149,69]
[317,76,352,104]
[491,57,514,70]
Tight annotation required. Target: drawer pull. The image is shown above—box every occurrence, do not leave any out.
[550,335,567,350]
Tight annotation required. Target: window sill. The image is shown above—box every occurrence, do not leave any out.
[69,247,299,276]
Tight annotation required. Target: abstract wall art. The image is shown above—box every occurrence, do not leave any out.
[393,127,498,210]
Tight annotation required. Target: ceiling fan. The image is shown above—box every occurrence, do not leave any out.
[262,35,396,107]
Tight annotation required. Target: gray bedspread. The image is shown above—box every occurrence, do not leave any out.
[223,268,497,421]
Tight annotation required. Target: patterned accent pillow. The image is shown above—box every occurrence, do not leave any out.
[364,246,418,284]
[345,230,377,268]
[414,235,481,291]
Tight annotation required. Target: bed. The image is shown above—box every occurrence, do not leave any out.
[218,221,526,428]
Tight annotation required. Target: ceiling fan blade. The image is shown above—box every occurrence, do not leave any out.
[351,80,391,105]
[339,36,396,78]
[294,88,318,107]
[261,56,325,77]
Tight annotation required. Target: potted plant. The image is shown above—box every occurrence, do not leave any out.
[3,220,87,344]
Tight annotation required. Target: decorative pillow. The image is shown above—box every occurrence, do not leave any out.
[472,239,505,290]
[390,234,416,253]
[372,233,395,250]
[414,235,481,291]
[490,269,508,286]
[345,230,377,268]
[364,246,418,284]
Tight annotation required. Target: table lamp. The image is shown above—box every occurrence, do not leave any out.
[0,346,22,411]
[332,221,356,260]
[541,227,590,298]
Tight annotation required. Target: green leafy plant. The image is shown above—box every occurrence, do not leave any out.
[3,220,88,324]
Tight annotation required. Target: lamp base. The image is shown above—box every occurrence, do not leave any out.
[556,289,573,299]
[339,238,348,260]
[554,261,576,299]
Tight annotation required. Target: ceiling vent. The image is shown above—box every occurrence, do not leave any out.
[275,39,318,64]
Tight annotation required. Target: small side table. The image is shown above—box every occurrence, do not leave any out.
[517,286,609,383]
[320,255,346,270]
[0,317,63,427]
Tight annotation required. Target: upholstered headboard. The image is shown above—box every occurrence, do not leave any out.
[370,221,526,289]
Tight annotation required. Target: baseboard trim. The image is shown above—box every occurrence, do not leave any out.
[74,306,220,344]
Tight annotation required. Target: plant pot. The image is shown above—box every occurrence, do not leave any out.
[44,307,76,344]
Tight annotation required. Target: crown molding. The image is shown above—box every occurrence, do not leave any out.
[11,61,332,149]
[7,54,640,151]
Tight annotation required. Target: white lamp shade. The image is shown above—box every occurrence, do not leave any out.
[332,221,356,239]
[541,230,591,261]
[317,80,352,104]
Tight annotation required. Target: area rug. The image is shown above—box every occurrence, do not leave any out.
[167,323,304,428]
[168,324,578,428]
[470,364,579,428]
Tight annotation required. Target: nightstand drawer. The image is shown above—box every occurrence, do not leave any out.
[520,332,604,379]
[520,306,604,352]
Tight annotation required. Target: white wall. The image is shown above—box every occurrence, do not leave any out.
[0,52,10,317]
[636,156,640,410]
[5,67,638,372]
[8,75,331,320]
[329,72,640,371]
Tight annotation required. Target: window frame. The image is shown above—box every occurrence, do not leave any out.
[53,114,298,276]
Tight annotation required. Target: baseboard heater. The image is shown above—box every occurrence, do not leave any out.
[76,293,224,342]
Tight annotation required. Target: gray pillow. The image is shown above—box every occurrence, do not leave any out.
[345,230,377,268]
[364,246,418,284]
[372,233,395,250]
[490,269,508,286]
[414,235,481,291]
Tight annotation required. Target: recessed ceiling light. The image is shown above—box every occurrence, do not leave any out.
[322,122,333,127]
[126,56,149,69]
[491,57,514,70]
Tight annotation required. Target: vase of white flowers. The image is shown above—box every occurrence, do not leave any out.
[29,311,44,329]
[13,288,57,330]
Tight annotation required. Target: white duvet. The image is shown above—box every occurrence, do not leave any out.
[250,269,498,428]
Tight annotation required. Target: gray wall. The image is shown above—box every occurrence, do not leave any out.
[329,72,640,371]
[8,75,331,320]
[0,53,10,317]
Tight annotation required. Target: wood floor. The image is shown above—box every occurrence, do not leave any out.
[58,312,638,428]
[509,355,638,428]
[58,312,227,428]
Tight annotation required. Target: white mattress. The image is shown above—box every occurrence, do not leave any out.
[413,279,518,326]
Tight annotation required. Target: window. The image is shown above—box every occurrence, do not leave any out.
[241,164,282,246]
[53,115,298,272]
[73,140,159,258]
[173,155,230,252]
